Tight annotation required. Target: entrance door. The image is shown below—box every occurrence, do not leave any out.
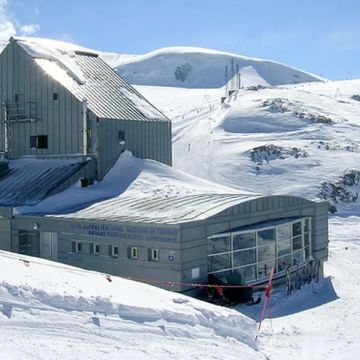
[40,232,58,261]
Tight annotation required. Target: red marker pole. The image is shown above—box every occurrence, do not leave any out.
[255,267,275,341]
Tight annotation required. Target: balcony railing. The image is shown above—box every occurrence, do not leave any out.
[5,101,37,122]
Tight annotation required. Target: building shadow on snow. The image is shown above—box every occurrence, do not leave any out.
[238,276,338,320]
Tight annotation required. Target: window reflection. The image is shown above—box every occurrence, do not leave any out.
[258,244,275,262]
[233,232,255,250]
[207,253,231,272]
[258,229,275,245]
[207,236,230,255]
[233,249,256,267]
[207,217,311,283]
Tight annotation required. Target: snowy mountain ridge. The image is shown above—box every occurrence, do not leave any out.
[136,78,360,214]
[0,37,324,88]
[100,46,323,88]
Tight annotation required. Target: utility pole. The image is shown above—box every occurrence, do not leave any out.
[225,65,229,97]
[3,101,9,157]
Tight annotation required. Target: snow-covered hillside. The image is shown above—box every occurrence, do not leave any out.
[0,250,263,360]
[101,47,323,88]
[136,79,360,214]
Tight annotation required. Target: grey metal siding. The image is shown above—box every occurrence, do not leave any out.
[11,216,182,290]
[97,118,172,178]
[0,218,12,251]
[313,201,329,261]
[0,41,84,157]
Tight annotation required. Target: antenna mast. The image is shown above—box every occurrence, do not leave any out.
[230,58,235,91]
[225,65,229,97]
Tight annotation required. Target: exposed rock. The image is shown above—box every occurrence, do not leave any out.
[262,98,333,124]
[318,169,360,212]
[249,144,308,165]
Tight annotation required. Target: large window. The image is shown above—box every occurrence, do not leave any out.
[207,217,312,283]
[207,235,231,255]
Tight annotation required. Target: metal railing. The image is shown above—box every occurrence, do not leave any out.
[5,101,37,122]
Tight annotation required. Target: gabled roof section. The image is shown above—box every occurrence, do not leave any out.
[12,37,168,122]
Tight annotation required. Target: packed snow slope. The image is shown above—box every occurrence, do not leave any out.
[101,47,323,88]
[136,79,360,215]
[0,250,264,360]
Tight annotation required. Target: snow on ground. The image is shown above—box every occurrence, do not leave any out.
[239,216,360,360]
[102,46,322,88]
[136,79,360,214]
[0,250,264,360]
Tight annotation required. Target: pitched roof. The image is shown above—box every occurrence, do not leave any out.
[0,158,88,207]
[13,37,168,122]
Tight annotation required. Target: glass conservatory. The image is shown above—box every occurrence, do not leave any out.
[207,217,312,283]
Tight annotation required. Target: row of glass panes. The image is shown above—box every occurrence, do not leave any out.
[207,217,311,282]
[207,218,311,256]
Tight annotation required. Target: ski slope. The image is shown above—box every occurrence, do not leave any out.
[136,79,360,215]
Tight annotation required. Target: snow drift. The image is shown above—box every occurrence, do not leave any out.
[0,250,264,360]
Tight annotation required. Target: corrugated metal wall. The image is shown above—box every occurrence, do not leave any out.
[97,118,172,178]
[0,40,173,180]
[0,41,83,156]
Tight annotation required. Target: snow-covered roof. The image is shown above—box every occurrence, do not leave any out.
[12,37,168,122]
[61,192,258,224]
[17,151,259,223]
[0,158,88,207]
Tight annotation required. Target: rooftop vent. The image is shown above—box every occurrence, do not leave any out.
[75,51,98,57]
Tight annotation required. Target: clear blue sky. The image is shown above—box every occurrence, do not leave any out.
[3,0,360,79]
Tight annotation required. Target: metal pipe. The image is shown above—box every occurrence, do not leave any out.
[82,99,88,156]
[3,101,8,156]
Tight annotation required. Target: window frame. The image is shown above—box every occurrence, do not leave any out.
[72,241,82,254]
[130,246,139,260]
[30,135,48,149]
[118,130,126,145]
[111,245,119,258]
[150,248,159,262]
[90,243,100,256]
[207,217,312,282]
